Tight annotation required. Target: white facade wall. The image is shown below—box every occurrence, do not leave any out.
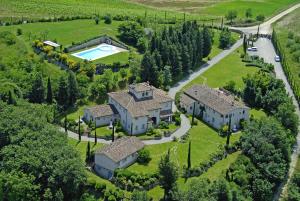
[109,97,149,135]
[83,108,118,127]
[160,101,173,111]
[183,101,249,130]
[129,88,153,99]
[94,153,138,179]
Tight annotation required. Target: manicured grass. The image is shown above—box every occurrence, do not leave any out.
[199,151,241,180]
[0,20,123,46]
[184,46,259,90]
[177,151,241,191]
[128,120,241,174]
[148,186,164,201]
[250,108,267,119]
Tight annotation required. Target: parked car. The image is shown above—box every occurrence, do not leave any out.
[251,47,258,51]
[275,55,280,62]
[247,47,258,51]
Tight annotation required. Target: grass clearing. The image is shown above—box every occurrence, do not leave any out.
[0,20,123,46]
[184,46,259,90]
[128,120,241,174]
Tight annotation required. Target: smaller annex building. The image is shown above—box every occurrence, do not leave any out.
[94,137,144,179]
[180,85,249,130]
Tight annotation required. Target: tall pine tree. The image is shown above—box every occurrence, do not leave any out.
[46,77,53,104]
[57,76,68,110]
[29,73,45,103]
[203,27,212,58]
[187,141,191,169]
[68,71,79,107]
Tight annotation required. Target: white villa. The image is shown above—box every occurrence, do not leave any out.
[94,136,144,179]
[84,82,173,135]
[180,85,249,130]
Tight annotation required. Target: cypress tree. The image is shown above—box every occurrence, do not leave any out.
[57,76,68,109]
[112,121,115,142]
[181,45,191,73]
[187,141,191,169]
[86,141,91,163]
[68,71,79,107]
[243,35,247,54]
[203,27,212,58]
[192,102,196,126]
[64,115,68,133]
[46,77,53,104]
[7,90,15,105]
[29,73,45,103]
[226,115,232,147]
[78,115,81,142]
[94,121,97,144]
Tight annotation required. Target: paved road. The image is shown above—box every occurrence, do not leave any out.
[249,38,300,200]
[230,3,300,35]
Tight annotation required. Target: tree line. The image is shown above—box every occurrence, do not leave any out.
[140,21,212,89]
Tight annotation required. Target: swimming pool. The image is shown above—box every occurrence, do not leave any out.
[72,43,125,61]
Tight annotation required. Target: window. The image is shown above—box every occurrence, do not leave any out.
[142,124,145,129]
[225,115,228,118]
[221,114,223,118]
[190,106,193,110]
[135,125,138,130]
[212,118,215,122]
[243,110,245,114]
[142,92,145,97]
[146,92,148,96]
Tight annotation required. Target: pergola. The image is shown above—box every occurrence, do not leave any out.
[43,40,60,48]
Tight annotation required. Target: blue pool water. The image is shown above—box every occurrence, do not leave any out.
[72,44,120,61]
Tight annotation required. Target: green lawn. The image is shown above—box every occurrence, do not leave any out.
[0,20,123,46]
[177,151,241,191]
[184,46,259,90]
[250,108,267,119]
[128,120,241,174]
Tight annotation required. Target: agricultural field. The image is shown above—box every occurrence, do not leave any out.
[0,0,198,21]
[129,0,299,19]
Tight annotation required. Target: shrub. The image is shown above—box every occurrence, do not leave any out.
[137,149,151,164]
[159,121,169,129]
[154,132,162,139]
[256,14,265,22]
[104,14,112,24]
[16,28,22,36]
[192,119,198,126]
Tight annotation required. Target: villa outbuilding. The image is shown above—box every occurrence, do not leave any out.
[94,137,144,179]
[180,85,249,130]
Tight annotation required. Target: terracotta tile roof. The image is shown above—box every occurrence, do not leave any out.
[87,104,118,118]
[108,84,173,117]
[95,137,145,162]
[183,85,248,115]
